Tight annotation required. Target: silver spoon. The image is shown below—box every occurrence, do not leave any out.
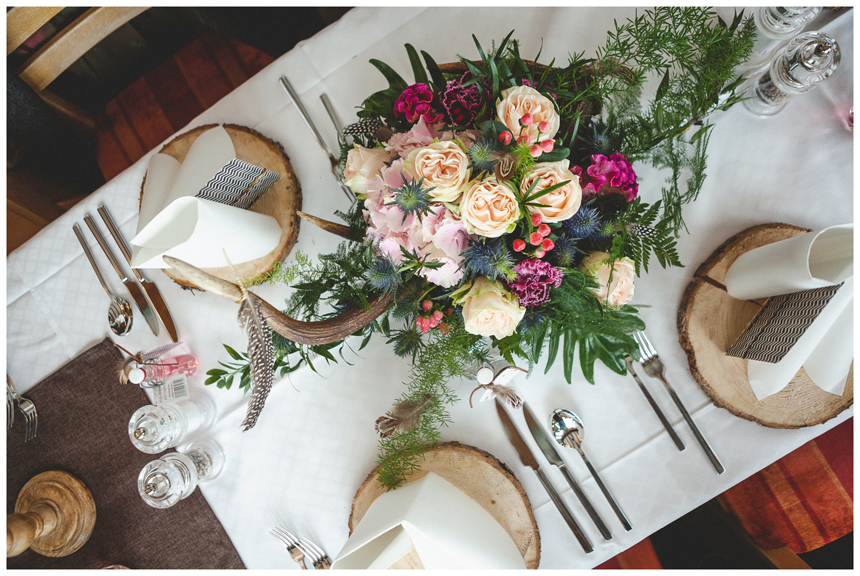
[550,408,633,532]
[73,224,133,336]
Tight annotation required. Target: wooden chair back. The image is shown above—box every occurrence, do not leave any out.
[7,7,150,131]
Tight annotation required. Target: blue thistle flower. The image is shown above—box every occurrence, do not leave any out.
[518,309,546,335]
[562,206,602,239]
[593,219,618,241]
[385,174,435,224]
[461,237,516,281]
[365,256,401,295]
[468,137,503,174]
[548,235,581,268]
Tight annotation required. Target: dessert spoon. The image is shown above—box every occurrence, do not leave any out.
[550,408,632,531]
[73,224,133,336]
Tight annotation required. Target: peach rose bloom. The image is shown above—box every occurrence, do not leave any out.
[404,140,471,203]
[451,277,526,339]
[460,177,521,238]
[495,85,560,143]
[579,252,636,308]
[343,145,392,195]
[520,160,582,223]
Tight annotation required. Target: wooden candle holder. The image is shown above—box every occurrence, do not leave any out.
[7,471,96,558]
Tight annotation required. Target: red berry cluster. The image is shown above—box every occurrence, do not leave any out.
[416,300,453,334]
[512,213,555,258]
[497,113,555,157]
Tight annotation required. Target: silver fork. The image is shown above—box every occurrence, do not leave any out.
[269,526,307,569]
[279,75,355,203]
[633,331,724,474]
[6,385,14,430]
[296,537,331,570]
[7,375,37,442]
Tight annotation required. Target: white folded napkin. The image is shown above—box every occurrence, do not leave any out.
[331,472,525,569]
[130,126,282,269]
[724,223,853,400]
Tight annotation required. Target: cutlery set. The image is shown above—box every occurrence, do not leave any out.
[631,331,724,474]
[496,330,724,552]
[278,75,354,202]
[73,206,178,342]
[269,526,331,569]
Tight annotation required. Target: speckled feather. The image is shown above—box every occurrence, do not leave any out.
[238,293,275,431]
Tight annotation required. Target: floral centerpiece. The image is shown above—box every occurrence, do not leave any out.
[208,8,754,488]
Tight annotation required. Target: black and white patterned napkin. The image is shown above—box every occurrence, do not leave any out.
[195,158,281,210]
[727,282,844,363]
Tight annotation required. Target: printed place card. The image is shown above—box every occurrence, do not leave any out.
[727,282,844,363]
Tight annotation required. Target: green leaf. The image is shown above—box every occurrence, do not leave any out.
[656,71,670,101]
[369,59,408,91]
[543,329,561,374]
[536,146,570,162]
[421,50,445,91]
[224,344,243,361]
[472,34,488,67]
[405,43,428,85]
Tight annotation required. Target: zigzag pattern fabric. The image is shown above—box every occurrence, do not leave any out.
[727,283,844,363]
[196,158,281,210]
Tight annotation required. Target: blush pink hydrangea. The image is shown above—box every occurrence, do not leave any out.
[364,161,468,288]
[507,258,563,307]
[572,153,639,202]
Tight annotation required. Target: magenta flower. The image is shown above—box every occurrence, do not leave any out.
[394,83,444,124]
[573,153,638,203]
[441,73,484,125]
[507,258,563,307]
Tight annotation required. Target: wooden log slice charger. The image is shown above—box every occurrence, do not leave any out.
[7,470,96,558]
[349,441,540,569]
[141,123,301,288]
[678,223,853,428]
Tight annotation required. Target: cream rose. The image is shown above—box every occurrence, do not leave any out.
[343,146,392,195]
[403,140,470,203]
[579,252,636,308]
[451,277,526,339]
[520,160,582,222]
[460,177,521,238]
[495,85,560,143]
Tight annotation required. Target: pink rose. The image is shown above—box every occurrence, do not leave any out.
[495,85,560,143]
[579,252,636,308]
[404,140,471,203]
[460,177,521,238]
[519,160,583,223]
[344,146,393,195]
[451,277,526,339]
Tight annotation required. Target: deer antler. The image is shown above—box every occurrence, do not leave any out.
[163,256,392,346]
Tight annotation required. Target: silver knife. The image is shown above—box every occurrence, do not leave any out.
[624,354,685,451]
[97,205,178,342]
[522,402,613,541]
[495,399,593,553]
[83,215,159,337]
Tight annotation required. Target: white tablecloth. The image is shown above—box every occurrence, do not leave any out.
[7,7,853,569]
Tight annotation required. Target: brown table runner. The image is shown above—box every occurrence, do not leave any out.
[7,338,245,569]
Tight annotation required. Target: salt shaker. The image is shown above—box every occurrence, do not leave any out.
[138,439,225,509]
[737,7,822,73]
[128,395,216,454]
[744,31,840,116]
